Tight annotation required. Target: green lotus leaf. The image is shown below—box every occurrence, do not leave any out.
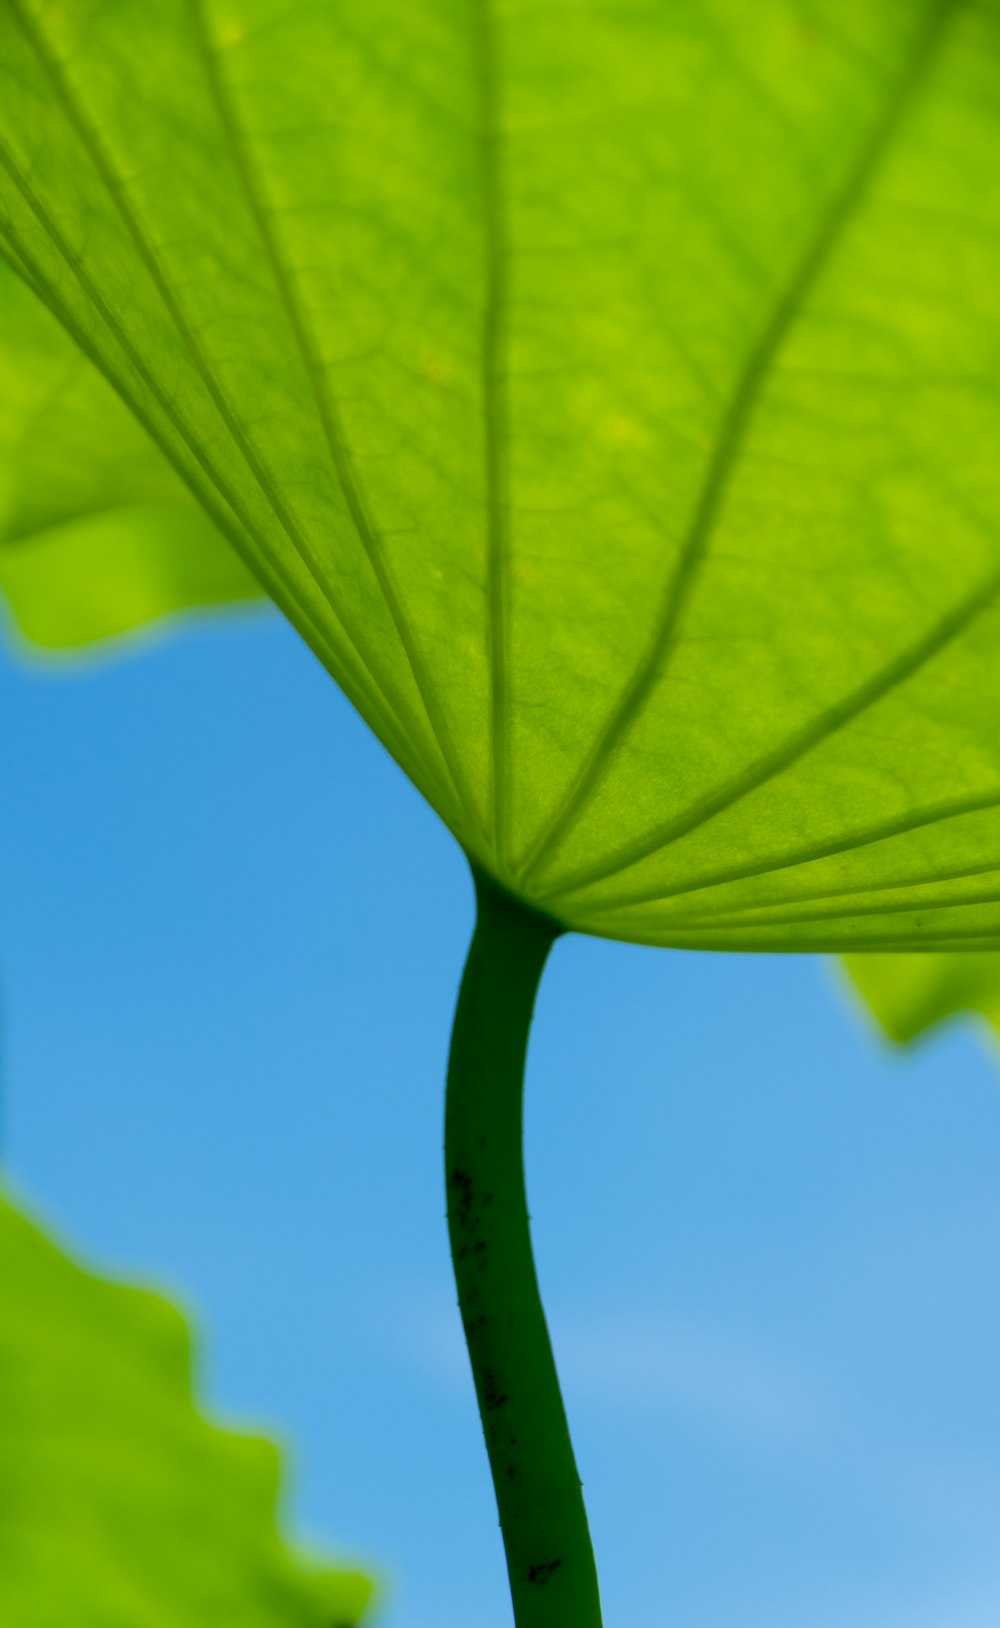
[0,259,262,650]
[843,950,1000,1043]
[0,1183,374,1628]
[2,0,1000,949]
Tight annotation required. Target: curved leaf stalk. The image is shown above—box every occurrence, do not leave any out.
[446,868,602,1627]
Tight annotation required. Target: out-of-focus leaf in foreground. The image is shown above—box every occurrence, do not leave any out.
[4,2,1000,949]
[0,1186,374,1628]
[843,951,1000,1044]
[0,259,263,649]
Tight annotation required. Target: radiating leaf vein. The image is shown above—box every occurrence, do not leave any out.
[188,0,482,835]
[518,0,955,893]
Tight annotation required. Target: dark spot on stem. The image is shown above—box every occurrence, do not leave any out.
[528,1559,564,1587]
[481,1368,509,1412]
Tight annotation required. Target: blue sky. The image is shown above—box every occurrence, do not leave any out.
[3,605,1000,1628]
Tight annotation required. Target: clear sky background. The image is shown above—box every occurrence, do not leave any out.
[3,605,1000,1628]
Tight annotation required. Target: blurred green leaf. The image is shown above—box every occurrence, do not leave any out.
[843,951,1000,1044]
[0,261,263,650]
[2,3,1000,949]
[0,1185,375,1628]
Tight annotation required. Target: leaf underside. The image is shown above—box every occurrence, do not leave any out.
[3,0,1000,951]
[0,1184,374,1628]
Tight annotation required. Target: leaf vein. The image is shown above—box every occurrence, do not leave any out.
[10,0,450,809]
[0,152,450,813]
[516,0,955,890]
[475,0,512,863]
[188,0,483,840]
[541,550,1000,906]
[571,783,1000,917]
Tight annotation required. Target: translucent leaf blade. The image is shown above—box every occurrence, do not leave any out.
[5,2,1000,947]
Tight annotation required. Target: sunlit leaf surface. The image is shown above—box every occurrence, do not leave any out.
[0,1185,374,1628]
[0,261,262,649]
[3,0,1000,949]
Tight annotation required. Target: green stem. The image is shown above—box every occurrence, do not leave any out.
[446,867,603,1627]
